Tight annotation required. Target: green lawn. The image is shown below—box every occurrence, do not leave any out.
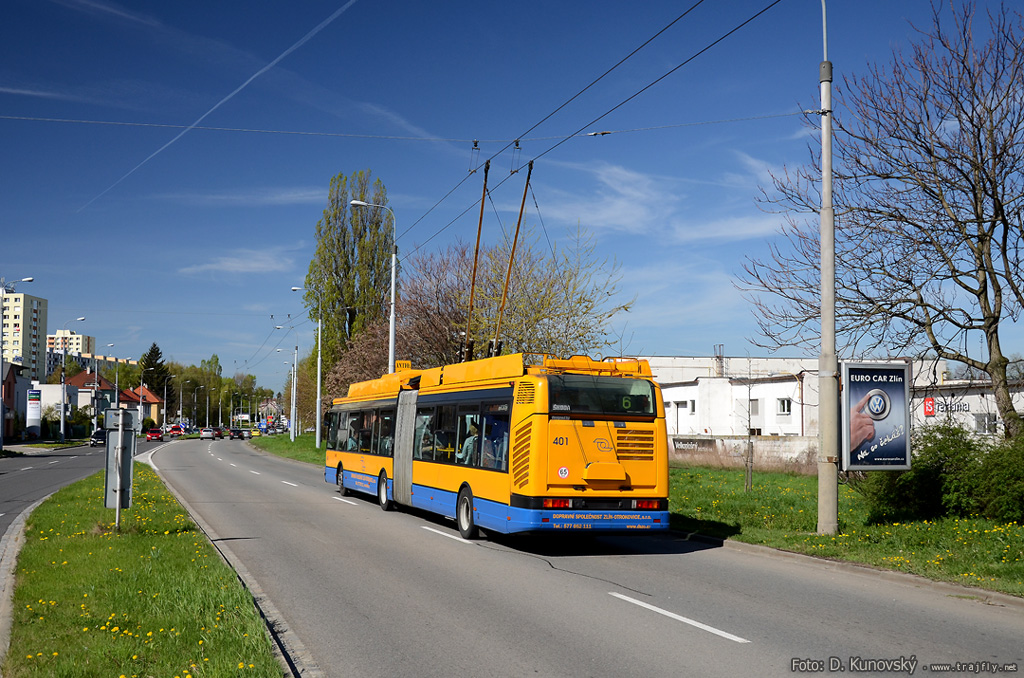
[669,465,1024,598]
[2,465,283,677]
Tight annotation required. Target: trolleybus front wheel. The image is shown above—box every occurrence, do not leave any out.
[336,464,348,496]
[457,487,478,540]
[377,471,391,511]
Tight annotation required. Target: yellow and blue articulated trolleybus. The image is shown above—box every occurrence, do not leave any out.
[322,353,670,538]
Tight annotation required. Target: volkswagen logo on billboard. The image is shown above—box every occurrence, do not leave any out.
[865,389,891,420]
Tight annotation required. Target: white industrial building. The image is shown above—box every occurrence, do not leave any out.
[635,353,1023,472]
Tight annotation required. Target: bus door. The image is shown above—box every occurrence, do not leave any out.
[393,390,418,506]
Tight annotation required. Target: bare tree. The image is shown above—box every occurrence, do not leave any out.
[402,226,631,366]
[739,2,1024,437]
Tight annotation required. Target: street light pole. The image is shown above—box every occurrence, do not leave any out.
[59,316,86,443]
[291,345,297,442]
[192,385,204,428]
[350,199,397,373]
[0,276,33,453]
[292,285,323,448]
[817,0,839,535]
[164,375,176,430]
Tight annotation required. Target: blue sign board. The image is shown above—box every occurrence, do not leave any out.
[841,362,912,470]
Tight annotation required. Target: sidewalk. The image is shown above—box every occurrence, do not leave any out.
[1,442,90,456]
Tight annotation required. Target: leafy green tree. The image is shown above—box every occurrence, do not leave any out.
[303,169,391,373]
[139,343,174,417]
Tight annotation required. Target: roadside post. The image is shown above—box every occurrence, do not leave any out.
[104,408,138,528]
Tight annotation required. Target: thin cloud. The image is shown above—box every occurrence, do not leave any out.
[0,85,92,103]
[50,0,161,27]
[179,249,296,275]
[536,162,681,235]
[154,186,326,207]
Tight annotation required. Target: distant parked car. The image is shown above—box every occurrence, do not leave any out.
[89,429,106,447]
[200,428,215,440]
[228,428,243,440]
[241,429,252,439]
[213,427,224,439]
[168,425,184,436]
[146,428,163,442]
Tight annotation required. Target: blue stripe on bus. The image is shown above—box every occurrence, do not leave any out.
[325,466,669,534]
[325,465,385,498]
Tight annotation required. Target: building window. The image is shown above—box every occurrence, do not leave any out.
[749,399,759,417]
[974,413,998,435]
[778,398,792,415]
[689,399,696,414]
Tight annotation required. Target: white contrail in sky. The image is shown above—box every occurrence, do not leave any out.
[78,0,359,212]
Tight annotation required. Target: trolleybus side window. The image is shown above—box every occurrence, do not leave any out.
[347,412,365,451]
[414,408,434,460]
[481,404,510,472]
[435,405,457,462]
[324,411,339,449]
[456,405,480,465]
[376,409,395,457]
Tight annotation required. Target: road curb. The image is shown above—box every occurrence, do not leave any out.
[141,450,325,678]
[0,496,49,674]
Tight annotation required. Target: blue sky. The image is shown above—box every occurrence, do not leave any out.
[1,0,999,391]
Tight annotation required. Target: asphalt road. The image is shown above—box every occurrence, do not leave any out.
[0,443,107,537]
[151,438,1024,678]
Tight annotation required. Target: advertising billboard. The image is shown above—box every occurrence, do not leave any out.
[842,361,912,471]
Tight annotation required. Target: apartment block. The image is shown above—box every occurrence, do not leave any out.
[1,291,48,382]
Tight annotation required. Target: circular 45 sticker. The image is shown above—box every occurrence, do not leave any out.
[558,466,569,478]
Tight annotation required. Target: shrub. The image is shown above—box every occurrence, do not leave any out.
[847,424,984,524]
[977,434,1024,523]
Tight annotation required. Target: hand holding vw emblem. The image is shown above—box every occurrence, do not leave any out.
[850,391,877,451]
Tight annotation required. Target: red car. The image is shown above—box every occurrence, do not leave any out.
[168,425,183,436]
[146,428,163,442]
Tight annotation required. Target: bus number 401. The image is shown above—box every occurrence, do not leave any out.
[552,436,568,446]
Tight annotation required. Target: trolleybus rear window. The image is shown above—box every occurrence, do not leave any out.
[547,375,656,417]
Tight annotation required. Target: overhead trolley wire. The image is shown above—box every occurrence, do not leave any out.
[399,0,709,241]
[401,0,786,260]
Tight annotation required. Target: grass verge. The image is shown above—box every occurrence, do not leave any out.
[247,433,322,466]
[669,465,1024,598]
[1,465,283,677]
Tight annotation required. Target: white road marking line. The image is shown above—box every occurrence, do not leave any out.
[250,470,260,475]
[609,592,751,644]
[48,460,61,465]
[333,497,358,505]
[421,526,474,543]
[281,481,297,487]
[230,463,238,467]
[20,467,33,471]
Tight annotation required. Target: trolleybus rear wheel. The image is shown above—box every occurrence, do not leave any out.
[377,471,391,511]
[457,487,478,540]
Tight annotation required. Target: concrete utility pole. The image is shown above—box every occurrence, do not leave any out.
[817,0,839,535]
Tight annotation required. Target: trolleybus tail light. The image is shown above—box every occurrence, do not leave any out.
[543,498,572,508]
[634,499,661,510]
